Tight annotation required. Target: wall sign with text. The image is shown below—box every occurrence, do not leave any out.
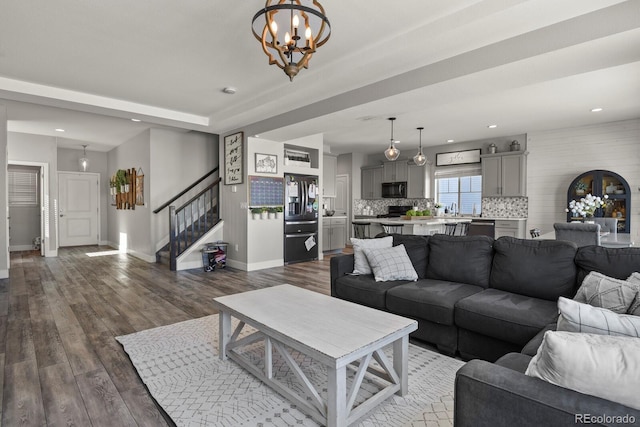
[224,132,243,184]
[435,149,481,166]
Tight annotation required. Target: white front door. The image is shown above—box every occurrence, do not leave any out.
[58,172,99,247]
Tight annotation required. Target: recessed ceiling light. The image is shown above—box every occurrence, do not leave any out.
[447,139,455,143]
[222,87,237,94]
[487,124,498,129]
[131,118,141,122]
[55,128,65,132]
[591,107,603,112]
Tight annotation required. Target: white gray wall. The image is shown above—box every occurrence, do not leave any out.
[527,119,640,238]
[0,105,8,278]
[57,147,109,244]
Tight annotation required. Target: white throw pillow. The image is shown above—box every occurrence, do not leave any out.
[557,297,640,337]
[574,271,638,314]
[627,272,640,316]
[525,331,640,410]
[350,236,393,275]
[362,244,418,282]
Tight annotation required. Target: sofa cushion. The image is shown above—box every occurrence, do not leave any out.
[332,274,408,310]
[556,297,640,337]
[392,234,429,278]
[363,244,418,282]
[574,245,640,284]
[489,237,577,300]
[455,288,558,346]
[426,235,494,288]
[627,272,640,315]
[351,236,392,274]
[574,271,638,313]
[525,331,640,410]
[386,279,483,325]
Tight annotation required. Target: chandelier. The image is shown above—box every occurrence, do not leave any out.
[384,117,400,161]
[79,144,89,172]
[413,127,427,166]
[252,0,331,81]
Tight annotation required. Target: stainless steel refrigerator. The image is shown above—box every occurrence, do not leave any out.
[284,173,319,264]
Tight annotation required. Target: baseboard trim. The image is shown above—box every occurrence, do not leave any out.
[246,259,284,271]
[0,269,7,279]
[127,249,156,263]
[225,259,247,271]
[9,245,36,252]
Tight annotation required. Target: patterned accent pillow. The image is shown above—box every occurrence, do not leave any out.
[557,297,640,337]
[627,272,640,316]
[574,271,637,314]
[525,331,640,410]
[362,244,418,282]
[350,236,393,275]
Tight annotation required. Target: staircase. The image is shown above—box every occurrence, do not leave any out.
[155,168,221,270]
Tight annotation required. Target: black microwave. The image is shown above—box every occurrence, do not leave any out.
[381,181,407,198]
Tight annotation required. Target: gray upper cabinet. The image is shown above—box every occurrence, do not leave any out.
[361,165,383,199]
[383,161,408,182]
[323,155,337,197]
[407,164,426,198]
[481,152,527,197]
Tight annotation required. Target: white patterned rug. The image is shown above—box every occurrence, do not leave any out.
[116,315,463,427]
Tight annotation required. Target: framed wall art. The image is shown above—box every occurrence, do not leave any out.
[436,149,481,166]
[224,131,243,184]
[255,153,277,174]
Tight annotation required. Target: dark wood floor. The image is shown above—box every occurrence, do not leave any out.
[0,246,339,426]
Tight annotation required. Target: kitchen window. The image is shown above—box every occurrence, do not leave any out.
[435,166,482,215]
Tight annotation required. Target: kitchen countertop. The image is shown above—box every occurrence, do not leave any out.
[355,216,526,226]
[324,215,347,219]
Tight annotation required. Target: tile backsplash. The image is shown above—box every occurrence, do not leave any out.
[482,197,528,218]
[353,199,435,216]
[354,196,528,218]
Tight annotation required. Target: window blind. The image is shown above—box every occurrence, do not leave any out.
[9,169,39,206]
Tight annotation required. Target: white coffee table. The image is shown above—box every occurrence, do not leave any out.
[212,284,418,427]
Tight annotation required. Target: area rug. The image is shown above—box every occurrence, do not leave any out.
[116,315,463,427]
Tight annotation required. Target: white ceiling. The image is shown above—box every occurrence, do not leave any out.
[0,0,638,154]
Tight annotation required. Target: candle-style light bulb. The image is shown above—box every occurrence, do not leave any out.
[292,14,299,28]
[305,26,312,39]
[270,20,278,34]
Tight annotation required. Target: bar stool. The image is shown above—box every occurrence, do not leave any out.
[381,223,404,235]
[352,221,371,239]
[457,222,469,236]
[530,228,541,238]
[444,223,457,236]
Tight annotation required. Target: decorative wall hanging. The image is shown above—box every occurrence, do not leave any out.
[435,149,481,166]
[135,167,144,206]
[224,132,243,184]
[110,168,138,210]
[255,153,278,174]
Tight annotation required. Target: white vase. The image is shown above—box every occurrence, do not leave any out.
[260,212,268,220]
[268,212,276,219]
[276,212,284,219]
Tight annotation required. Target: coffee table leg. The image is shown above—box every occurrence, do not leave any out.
[327,365,346,427]
[393,334,409,396]
[218,311,231,361]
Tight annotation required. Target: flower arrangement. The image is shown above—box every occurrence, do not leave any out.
[574,180,588,192]
[433,202,443,209]
[566,193,609,218]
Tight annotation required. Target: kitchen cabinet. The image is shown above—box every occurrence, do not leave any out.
[323,154,337,197]
[322,217,347,251]
[407,163,426,198]
[361,165,383,199]
[481,152,527,196]
[383,161,408,183]
[567,170,630,232]
[494,219,526,239]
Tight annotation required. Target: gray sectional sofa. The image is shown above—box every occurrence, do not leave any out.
[330,235,640,425]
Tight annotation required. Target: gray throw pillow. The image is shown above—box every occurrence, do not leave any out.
[574,271,637,314]
[362,244,418,282]
[557,297,640,337]
[627,272,640,316]
[350,236,393,275]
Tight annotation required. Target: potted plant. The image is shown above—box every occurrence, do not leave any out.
[116,169,127,193]
[250,207,262,220]
[267,207,278,219]
[275,206,284,219]
[574,180,588,195]
[260,207,268,220]
[433,202,444,216]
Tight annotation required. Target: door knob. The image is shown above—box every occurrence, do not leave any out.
[60,214,65,217]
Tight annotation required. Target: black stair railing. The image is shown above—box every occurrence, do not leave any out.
[155,168,220,271]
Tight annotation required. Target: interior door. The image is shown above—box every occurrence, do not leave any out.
[58,172,99,246]
[335,174,349,216]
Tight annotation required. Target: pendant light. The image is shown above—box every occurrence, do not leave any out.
[413,127,427,166]
[384,117,400,161]
[79,145,89,172]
